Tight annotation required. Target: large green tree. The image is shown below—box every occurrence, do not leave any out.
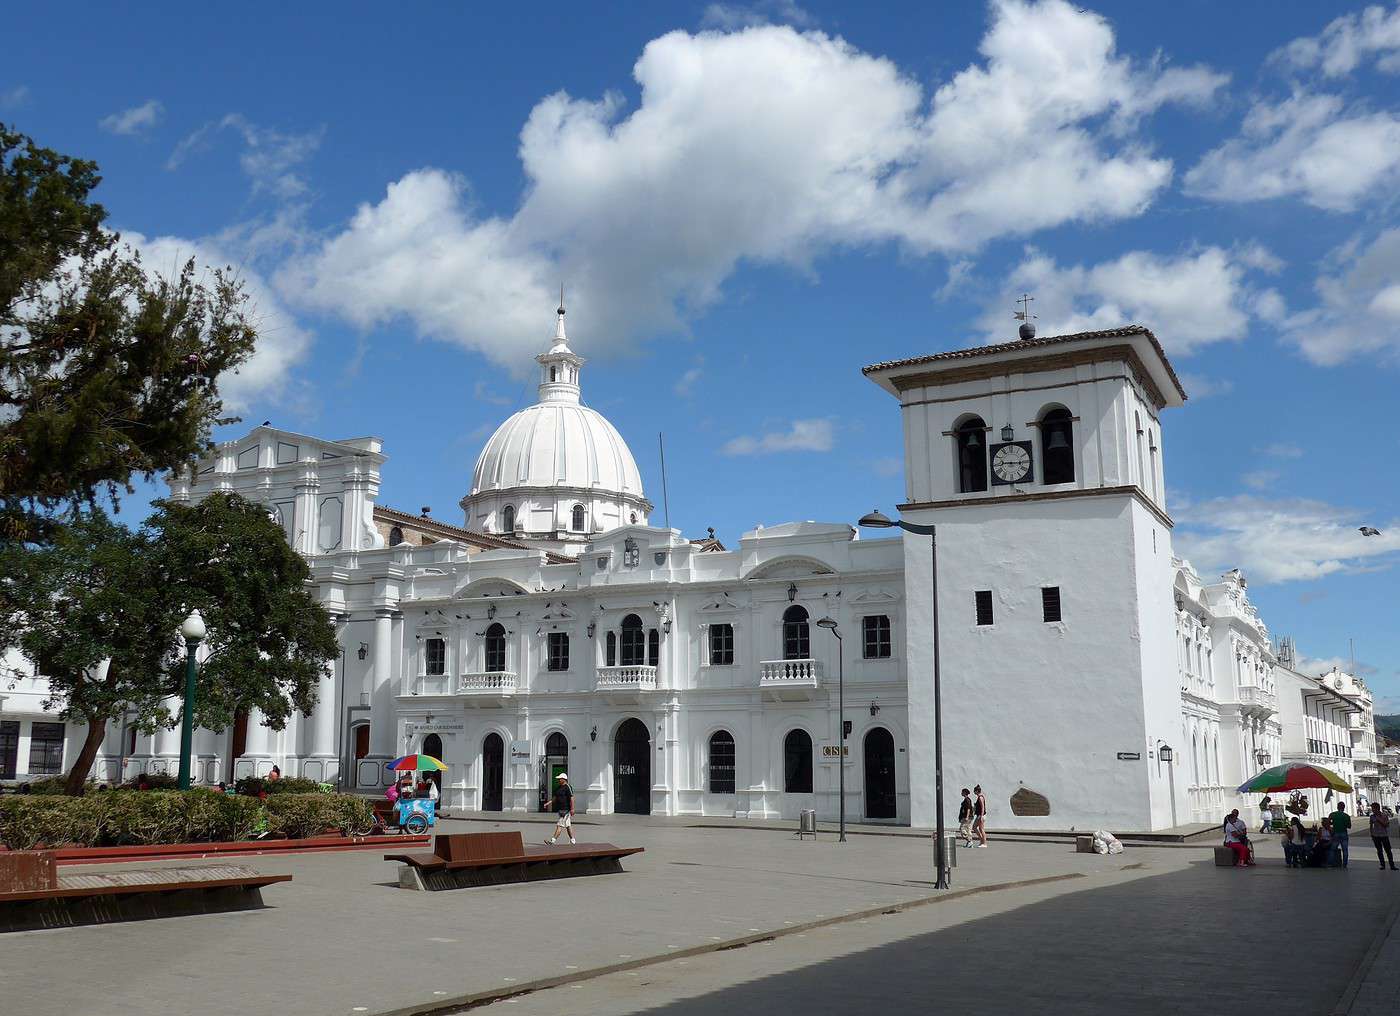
[1,494,338,793]
[0,123,257,545]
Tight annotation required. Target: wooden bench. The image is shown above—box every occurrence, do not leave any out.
[385,831,643,890]
[0,850,292,932]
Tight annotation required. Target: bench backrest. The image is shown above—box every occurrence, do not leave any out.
[434,831,525,862]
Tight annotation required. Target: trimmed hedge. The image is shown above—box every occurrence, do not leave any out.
[0,790,370,849]
[234,776,323,796]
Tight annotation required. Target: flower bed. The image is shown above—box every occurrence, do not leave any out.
[0,789,373,850]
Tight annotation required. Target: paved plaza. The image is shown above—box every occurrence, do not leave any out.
[1,816,1396,1016]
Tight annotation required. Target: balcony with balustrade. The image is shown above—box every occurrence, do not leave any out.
[759,659,823,701]
[595,665,658,699]
[456,671,518,707]
[1237,684,1277,717]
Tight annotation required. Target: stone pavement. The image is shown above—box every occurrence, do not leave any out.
[472,846,1400,1016]
[1340,892,1400,1016]
[0,817,1172,1016]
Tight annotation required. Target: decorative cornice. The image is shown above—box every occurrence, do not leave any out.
[899,483,1174,529]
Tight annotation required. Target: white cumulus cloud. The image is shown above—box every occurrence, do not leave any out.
[280,2,1222,371]
[981,245,1265,354]
[169,114,324,199]
[1174,495,1400,585]
[1273,3,1400,78]
[1279,228,1400,365]
[99,100,164,136]
[722,418,834,455]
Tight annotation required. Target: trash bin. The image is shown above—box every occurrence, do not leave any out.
[940,831,957,868]
[798,808,817,839]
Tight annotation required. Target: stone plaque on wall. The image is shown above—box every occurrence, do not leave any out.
[1009,786,1051,817]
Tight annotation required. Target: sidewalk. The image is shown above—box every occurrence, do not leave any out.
[1337,893,1400,1015]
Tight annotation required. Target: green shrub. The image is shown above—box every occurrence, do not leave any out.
[120,772,179,791]
[26,776,72,795]
[235,775,322,796]
[0,789,267,848]
[264,793,374,839]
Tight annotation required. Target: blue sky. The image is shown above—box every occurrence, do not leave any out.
[5,1,1400,706]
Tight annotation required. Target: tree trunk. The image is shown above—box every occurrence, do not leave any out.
[64,717,108,795]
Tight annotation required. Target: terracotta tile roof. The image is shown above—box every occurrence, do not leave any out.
[862,324,1188,401]
[375,505,576,565]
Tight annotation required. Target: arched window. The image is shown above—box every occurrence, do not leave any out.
[1039,407,1074,484]
[1148,430,1159,500]
[709,730,735,794]
[500,505,515,534]
[571,504,585,532]
[647,628,660,667]
[484,623,507,673]
[784,729,813,793]
[1134,411,1144,486]
[605,630,617,667]
[782,605,810,661]
[620,614,645,666]
[388,526,404,547]
[550,366,557,382]
[545,731,568,759]
[955,416,988,493]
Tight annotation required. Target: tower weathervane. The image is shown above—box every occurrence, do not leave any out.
[1014,293,1037,340]
[558,283,565,316]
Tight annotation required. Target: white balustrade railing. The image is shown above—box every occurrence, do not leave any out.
[457,671,518,694]
[759,659,824,685]
[1237,685,1277,714]
[596,666,658,691]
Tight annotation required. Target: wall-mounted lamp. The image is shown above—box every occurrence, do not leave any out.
[586,621,596,638]
[357,642,369,661]
[663,618,672,635]
[486,603,496,620]
[870,701,880,717]
[1254,749,1271,766]
[787,582,798,603]
[1158,744,1174,763]
[1001,424,1014,442]
[590,725,597,742]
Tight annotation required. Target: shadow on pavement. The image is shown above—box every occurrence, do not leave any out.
[616,857,1399,1016]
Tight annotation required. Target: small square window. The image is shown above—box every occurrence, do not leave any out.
[974,590,994,626]
[1041,586,1062,623]
[547,632,570,672]
[709,623,734,666]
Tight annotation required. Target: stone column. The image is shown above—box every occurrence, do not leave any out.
[237,707,273,779]
[364,609,397,787]
[151,696,183,776]
[300,660,339,784]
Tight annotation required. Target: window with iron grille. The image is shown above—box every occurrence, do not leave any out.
[709,623,734,665]
[647,628,659,667]
[425,638,446,676]
[709,730,735,794]
[1041,586,1062,623]
[862,615,891,659]
[0,720,18,780]
[28,722,65,775]
[974,590,994,626]
[547,632,570,671]
[782,605,810,660]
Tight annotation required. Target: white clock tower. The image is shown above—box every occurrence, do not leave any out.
[865,324,1189,832]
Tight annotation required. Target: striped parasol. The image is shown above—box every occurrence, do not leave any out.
[1237,762,1352,795]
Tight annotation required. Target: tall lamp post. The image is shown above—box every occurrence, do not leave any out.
[859,509,949,890]
[816,617,847,842]
[176,609,207,791]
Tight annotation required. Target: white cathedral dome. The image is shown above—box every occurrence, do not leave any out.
[462,304,651,543]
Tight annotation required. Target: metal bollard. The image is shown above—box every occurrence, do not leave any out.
[798,808,817,840]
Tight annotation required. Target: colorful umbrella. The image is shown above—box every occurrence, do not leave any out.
[1236,762,1352,795]
[386,754,448,772]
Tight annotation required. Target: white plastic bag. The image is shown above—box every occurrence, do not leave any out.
[1092,829,1124,855]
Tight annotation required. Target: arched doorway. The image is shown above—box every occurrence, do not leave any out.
[614,718,651,815]
[863,727,896,819]
[422,733,444,796]
[541,732,569,812]
[482,733,504,812]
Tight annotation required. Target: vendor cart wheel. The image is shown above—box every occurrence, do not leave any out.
[404,813,429,834]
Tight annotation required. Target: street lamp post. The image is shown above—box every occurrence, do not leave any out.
[859,509,949,890]
[816,617,846,842]
[176,609,207,791]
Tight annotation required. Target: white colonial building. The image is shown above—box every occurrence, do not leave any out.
[3,306,1390,829]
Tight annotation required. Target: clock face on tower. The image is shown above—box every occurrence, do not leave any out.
[990,441,1034,486]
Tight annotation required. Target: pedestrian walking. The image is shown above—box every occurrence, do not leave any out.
[1258,798,1273,834]
[547,773,576,845]
[973,784,988,848]
[957,788,975,847]
[1329,801,1352,868]
[1368,802,1396,870]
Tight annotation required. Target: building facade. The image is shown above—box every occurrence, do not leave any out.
[4,308,1389,829]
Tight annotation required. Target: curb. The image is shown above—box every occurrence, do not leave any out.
[367,870,1088,1016]
[1331,889,1400,1015]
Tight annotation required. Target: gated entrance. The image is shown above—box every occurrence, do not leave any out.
[613,718,651,815]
